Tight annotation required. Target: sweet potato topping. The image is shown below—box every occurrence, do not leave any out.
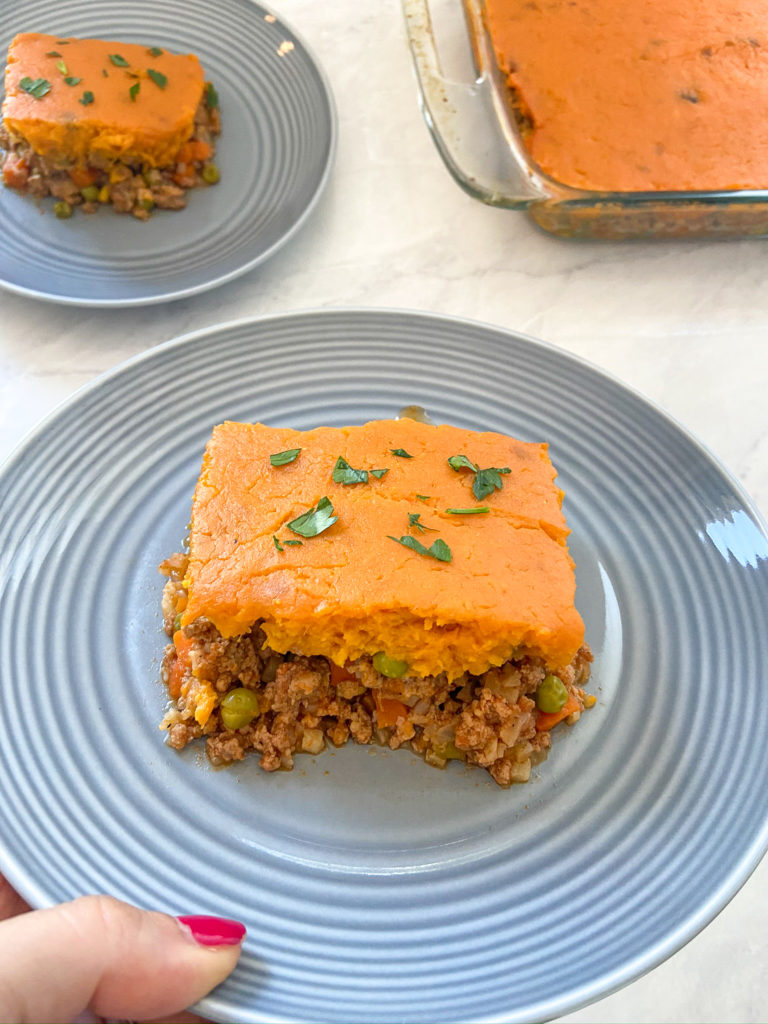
[3,33,205,167]
[181,419,585,680]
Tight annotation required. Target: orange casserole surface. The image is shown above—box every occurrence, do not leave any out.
[2,33,205,167]
[485,0,768,191]
[182,419,585,681]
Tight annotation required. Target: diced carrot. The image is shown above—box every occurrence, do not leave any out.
[168,630,193,700]
[374,694,409,729]
[173,628,192,659]
[535,692,581,732]
[167,657,186,699]
[172,164,197,187]
[329,661,357,686]
[69,166,99,188]
[2,154,29,189]
[175,139,212,164]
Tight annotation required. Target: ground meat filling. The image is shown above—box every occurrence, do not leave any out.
[159,554,593,787]
[0,88,220,219]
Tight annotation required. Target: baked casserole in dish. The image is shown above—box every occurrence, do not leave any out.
[404,0,768,238]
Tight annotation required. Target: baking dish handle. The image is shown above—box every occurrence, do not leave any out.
[402,0,545,208]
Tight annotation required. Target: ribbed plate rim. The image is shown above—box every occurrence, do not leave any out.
[0,307,767,1024]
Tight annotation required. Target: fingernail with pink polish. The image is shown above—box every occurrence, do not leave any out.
[177,914,246,947]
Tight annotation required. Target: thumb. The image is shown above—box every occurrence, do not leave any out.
[0,895,245,1024]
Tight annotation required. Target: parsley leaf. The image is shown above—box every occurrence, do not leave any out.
[79,90,94,105]
[370,468,389,479]
[273,535,283,552]
[270,448,301,467]
[108,54,129,67]
[55,59,68,74]
[447,454,477,473]
[102,69,108,77]
[416,494,430,502]
[63,76,81,86]
[19,77,51,99]
[387,534,452,563]
[390,448,413,458]
[472,467,511,500]
[147,68,168,89]
[408,512,438,533]
[129,81,140,101]
[332,456,368,485]
[447,454,511,501]
[287,496,338,538]
[284,540,303,546]
[148,46,164,57]
[45,50,61,57]
[205,81,219,109]
[445,506,490,514]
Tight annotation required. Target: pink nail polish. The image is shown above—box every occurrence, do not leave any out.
[177,914,246,947]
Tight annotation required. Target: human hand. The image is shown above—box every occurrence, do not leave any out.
[0,874,245,1024]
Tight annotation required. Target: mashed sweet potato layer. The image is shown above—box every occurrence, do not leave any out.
[182,419,585,680]
[3,33,205,167]
[485,0,768,191]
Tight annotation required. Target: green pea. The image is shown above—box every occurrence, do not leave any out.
[80,185,100,202]
[53,200,72,219]
[202,163,220,184]
[220,688,260,730]
[535,674,568,713]
[372,651,409,678]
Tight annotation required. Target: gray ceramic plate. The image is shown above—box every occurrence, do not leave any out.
[1,309,768,1023]
[0,0,335,306]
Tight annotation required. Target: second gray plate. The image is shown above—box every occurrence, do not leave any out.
[1,309,768,1022]
[0,0,336,305]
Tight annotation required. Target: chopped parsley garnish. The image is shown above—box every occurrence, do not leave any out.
[63,76,81,86]
[129,81,140,101]
[269,448,301,467]
[370,468,389,479]
[447,454,477,472]
[56,41,70,45]
[274,536,303,552]
[205,81,219,109]
[447,454,511,500]
[390,448,413,458]
[19,77,51,99]
[102,69,108,77]
[55,59,68,74]
[473,467,511,500]
[408,512,437,533]
[147,68,168,89]
[45,50,61,57]
[387,534,452,563]
[445,507,490,515]
[416,494,430,501]
[333,456,368,485]
[287,496,337,538]
[148,46,164,57]
[108,54,130,67]
[79,90,94,105]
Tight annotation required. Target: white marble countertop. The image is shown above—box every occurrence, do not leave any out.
[1,2,767,1021]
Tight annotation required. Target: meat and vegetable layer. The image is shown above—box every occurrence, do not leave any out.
[160,418,593,786]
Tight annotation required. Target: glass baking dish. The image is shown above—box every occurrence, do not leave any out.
[402,0,768,240]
